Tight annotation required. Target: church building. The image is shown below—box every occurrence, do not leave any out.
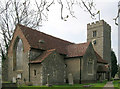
[2,20,111,85]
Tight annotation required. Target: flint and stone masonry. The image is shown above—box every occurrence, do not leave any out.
[2,20,111,85]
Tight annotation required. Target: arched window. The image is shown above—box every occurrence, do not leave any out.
[13,37,23,70]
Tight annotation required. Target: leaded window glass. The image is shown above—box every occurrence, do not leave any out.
[16,39,23,70]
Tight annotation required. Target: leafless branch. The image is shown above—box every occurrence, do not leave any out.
[81,0,95,17]
[0,0,98,59]
[57,0,64,19]
[46,0,54,11]
[66,0,76,18]
[113,9,120,26]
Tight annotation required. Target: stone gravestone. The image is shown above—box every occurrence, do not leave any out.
[68,73,74,85]
[12,77,16,83]
[17,74,22,85]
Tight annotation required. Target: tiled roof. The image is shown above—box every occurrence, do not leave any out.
[95,52,108,64]
[67,42,90,57]
[97,65,109,72]
[30,49,55,63]
[67,41,107,64]
[18,24,73,54]
[17,24,108,65]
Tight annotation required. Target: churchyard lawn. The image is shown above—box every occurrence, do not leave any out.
[18,80,108,89]
[113,80,120,89]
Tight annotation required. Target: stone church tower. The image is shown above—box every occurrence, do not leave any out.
[87,20,111,65]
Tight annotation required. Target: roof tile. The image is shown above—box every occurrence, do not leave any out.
[30,49,55,63]
[18,24,73,54]
[17,24,108,64]
[95,52,108,64]
[67,42,90,57]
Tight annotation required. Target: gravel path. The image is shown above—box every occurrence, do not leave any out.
[103,81,114,89]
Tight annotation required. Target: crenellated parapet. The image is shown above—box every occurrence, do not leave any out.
[87,20,111,30]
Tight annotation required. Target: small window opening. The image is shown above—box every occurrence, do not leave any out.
[93,31,97,37]
[34,70,37,76]
[65,64,67,68]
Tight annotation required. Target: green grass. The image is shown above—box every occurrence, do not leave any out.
[113,80,120,89]
[53,82,107,87]
[2,81,12,83]
[18,80,107,89]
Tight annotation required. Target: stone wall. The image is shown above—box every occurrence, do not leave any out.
[29,49,43,60]
[2,59,8,82]
[8,25,30,57]
[8,52,29,84]
[42,51,66,85]
[87,20,111,65]
[87,20,104,58]
[82,43,97,82]
[7,26,31,84]
[30,64,43,86]
[65,58,81,83]
[103,25,111,64]
[65,43,97,83]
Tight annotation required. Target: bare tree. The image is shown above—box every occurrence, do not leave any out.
[113,8,120,25]
[0,0,98,61]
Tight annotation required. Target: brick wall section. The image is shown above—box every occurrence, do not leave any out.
[8,25,30,56]
[6,26,31,84]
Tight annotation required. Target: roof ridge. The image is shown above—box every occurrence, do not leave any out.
[18,24,74,44]
[76,41,90,45]
[68,41,90,46]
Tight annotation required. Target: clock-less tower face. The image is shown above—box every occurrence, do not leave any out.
[87,20,111,64]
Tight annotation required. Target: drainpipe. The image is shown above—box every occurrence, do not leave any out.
[28,51,30,82]
[79,57,81,84]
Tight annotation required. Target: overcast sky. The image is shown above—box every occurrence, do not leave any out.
[0,0,118,65]
[37,0,119,62]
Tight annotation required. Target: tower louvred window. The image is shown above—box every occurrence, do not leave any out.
[93,31,97,37]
